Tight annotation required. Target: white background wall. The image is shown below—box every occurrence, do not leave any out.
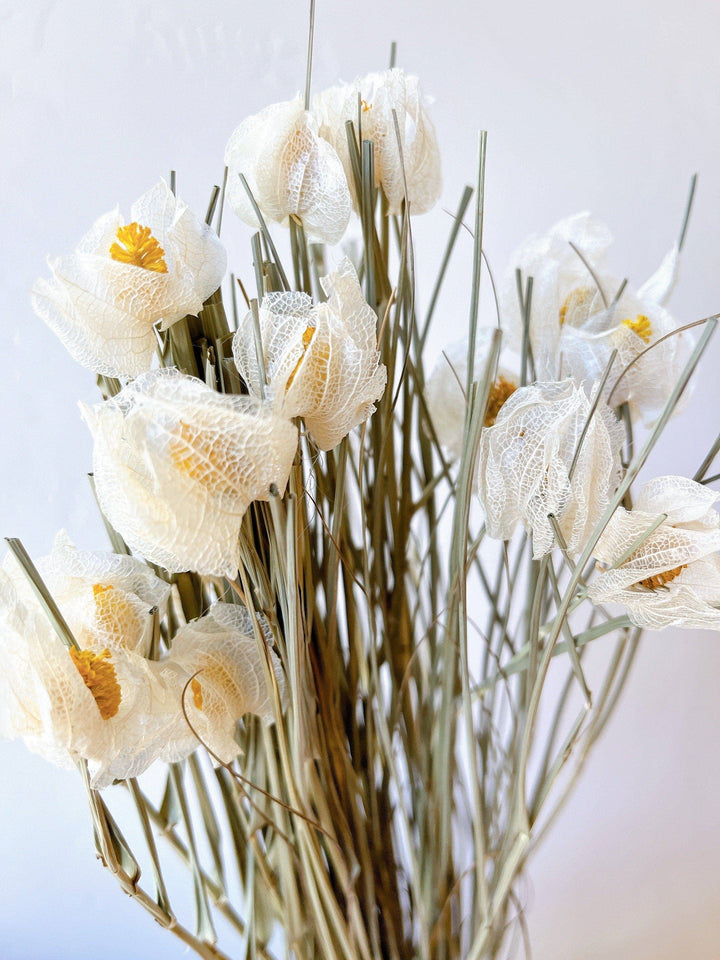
[2,1,720,957]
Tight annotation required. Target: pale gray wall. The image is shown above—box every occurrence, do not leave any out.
[1,1,720,957]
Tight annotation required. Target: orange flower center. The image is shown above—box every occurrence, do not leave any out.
[70,647,122,720]
[622,314,653,343]
[635,565,686,590]
[109,222,168,273]
[484,377,516,428]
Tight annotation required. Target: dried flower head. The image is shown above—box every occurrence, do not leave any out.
[589,476,720,630]
[81,369,298,577]
[425,329,518,461]
[477,378,623,558]
[225,95,352,245]
[167,603,288,764]
[0,548,189,787]
[31,180,226,378]
[233,258,386,451]
[313,68,442,216]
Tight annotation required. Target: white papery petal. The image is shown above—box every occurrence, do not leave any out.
[225,95,352,245]
[425,330,518,461]
[82,369,298,577]
[167,604,287,764]
[477,379,623,558]
[31,180,226,378]
[637,245,680,306]
[233,258,386,451]
[499,212,614,376]
[0,561,190,788]
[313,68,442,216]
[589,477,720,631]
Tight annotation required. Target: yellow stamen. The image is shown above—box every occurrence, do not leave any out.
[70,647,122,720]
[361,99,372,112]
[635,565,686,590]
[622,314,653,343]
[286,325,317,391]
[559,286,595,327]
[191,677,204,711]
[92,583,140,644]
[170,421,237,496]
[109,222,168,273]
[484,377,516,428]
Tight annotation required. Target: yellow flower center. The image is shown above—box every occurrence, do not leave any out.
[361,99,372,112]
[109,222,168,273]
[191,677,204,711]
[635,565,686,590]
[170,421,238,496]
[70,647,122,720]
[484,377,516,428]
[622,314,653,343]
[559,286,595,327]
[92,583,142,646]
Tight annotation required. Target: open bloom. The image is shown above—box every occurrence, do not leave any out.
[166,603,288,764]
[233,258,386,451]
[313,68,442,216]
[499,213,690,423]
[425,329,518,461]
[589,476,720,630]
[0,544,189,787]
[31,180,226,378]
[225,95,352,245]
[477,378,623,558]
[81,369,298,577]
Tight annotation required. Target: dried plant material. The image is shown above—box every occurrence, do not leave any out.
[167,604,288,764]
[233,258,386,451]
[31,180,227,378]
[425,329,518,460]
[81,369,298,577]
[313,68,442,215]
[225,95,352,245]
[0,550,190,788]
[589,476,720,630]
[477,378,623,558]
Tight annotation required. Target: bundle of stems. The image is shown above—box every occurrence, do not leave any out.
[8,17,719,960]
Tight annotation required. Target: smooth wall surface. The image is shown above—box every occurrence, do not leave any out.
[1,1,720,957]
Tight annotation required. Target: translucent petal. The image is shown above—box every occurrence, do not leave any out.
[225,95,352,245]
[82,369,298,577]
[477,379,623,558]
[233,258,386,451]
[313,68,442,216]
[166,604,288,764]
[31,180,226,378]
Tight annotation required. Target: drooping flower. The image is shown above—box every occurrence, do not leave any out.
[425,329,518,461]
[31,180,227,379]
[0,546,189,788]
[225,95,352,245]
[499,212,691,423]
[81,369,298,577]
[477,378,623,558]
[166,603,288,764]
[233,258,386,451]
[313,68,442,216]
[589,476,720,630]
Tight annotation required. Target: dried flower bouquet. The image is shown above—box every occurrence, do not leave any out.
[3,10,719,960]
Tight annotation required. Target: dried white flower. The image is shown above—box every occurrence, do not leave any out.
[500,212,691,423]
[425,329,518,461]
[233,258,386,451]
[0,546,188,788]
[313,68,442,216]
[477,379,623,558]
[167,603,288,764]
[589,476,720,631]
[225,95,352,245]
[81,369,298,577]
[31,180,227,379]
